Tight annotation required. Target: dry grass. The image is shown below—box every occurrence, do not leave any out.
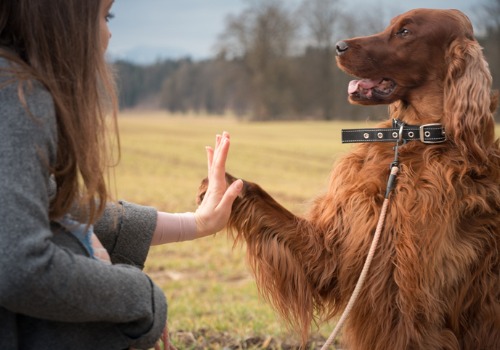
[113,111,500,349]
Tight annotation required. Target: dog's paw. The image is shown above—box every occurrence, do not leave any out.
[196,178,209,205]
[196,173,242,205]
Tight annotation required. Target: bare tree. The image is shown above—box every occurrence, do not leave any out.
[298,0,341,120]
[217,0,298,120]
[481,0,500,29]
[301,0,340,48]
[476,0,500,120]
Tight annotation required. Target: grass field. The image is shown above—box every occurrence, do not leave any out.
[113,111,500,349]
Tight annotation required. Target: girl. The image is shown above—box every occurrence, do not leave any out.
[0,0,242,349]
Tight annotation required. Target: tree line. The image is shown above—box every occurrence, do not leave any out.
[113,0,500,121]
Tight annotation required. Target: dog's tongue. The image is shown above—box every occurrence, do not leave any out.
[348,79,380,94]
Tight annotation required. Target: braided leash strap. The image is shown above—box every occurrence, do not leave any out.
[320,165,398,350]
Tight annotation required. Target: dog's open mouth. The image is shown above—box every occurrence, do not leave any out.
[348,78,396,100]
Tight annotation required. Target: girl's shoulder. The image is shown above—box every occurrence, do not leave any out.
[0,56,57,152]
[0,56,55,123]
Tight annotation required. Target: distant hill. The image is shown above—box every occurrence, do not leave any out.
[108,45,197,65]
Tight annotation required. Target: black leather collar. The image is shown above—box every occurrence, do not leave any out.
[342,119,446,144]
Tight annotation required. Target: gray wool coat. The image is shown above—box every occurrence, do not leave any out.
[0,57,167,349]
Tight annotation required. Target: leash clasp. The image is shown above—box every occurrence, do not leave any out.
[397,122,405,144]
[391,122,405,166]
[386,122,403,197]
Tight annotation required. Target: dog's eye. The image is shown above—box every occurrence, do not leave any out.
[396,28,411,37]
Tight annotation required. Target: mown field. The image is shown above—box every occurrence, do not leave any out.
[113,111,500,349]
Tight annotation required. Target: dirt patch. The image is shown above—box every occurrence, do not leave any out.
[148,268,253,285]
[170,328,340,349]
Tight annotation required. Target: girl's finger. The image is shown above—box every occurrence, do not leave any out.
[215,134,222,150]
[210,137,229,182]
[206,146,214,174]
[209,133,225,175]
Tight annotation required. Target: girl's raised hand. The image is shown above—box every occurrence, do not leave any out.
[194,132,242,238]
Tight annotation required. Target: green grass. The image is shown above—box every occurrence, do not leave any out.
[113,111,500,348]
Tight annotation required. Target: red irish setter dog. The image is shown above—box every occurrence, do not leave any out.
[199,9,500,349]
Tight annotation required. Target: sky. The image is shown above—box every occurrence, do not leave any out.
[107,0,482,64]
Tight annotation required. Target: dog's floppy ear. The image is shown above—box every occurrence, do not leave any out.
[443,36,496,164]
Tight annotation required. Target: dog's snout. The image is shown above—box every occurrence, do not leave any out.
[336,41,348,56]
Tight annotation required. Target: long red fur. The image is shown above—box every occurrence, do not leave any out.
[199,9,500,349]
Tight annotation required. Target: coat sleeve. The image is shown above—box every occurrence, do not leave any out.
[93,200,158,269]
[0,79,166,349]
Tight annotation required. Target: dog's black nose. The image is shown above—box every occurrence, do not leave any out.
[336,41,348,56]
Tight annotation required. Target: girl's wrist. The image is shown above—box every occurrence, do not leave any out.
[152,212,197,245]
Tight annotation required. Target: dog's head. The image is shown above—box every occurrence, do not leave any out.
[336,8,498,164]
[335,8,473,106]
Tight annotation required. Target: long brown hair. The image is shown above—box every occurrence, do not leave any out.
[0,0,119,223]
